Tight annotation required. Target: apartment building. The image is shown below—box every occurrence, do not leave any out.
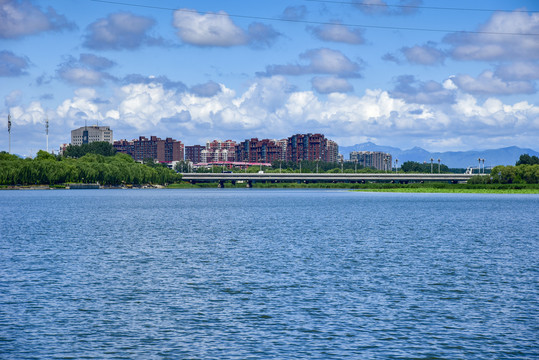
[113,136,184,162]
[350,151,392,171]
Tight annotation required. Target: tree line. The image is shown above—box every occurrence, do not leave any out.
[0,146,181,186]
[468,154,539,184]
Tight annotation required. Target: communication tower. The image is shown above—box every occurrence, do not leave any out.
[7,114,11,154]
[46,118,49,153]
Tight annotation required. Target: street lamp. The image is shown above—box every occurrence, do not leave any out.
[478,158,481,175]
[430,158,434,174]
[355,159,358,173]
[482,159,485,174]
[395,158,398,173]
[438,158,441,174]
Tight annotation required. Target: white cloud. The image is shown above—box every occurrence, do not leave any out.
[58,67,107,86]
[354,0,422,16]
[312,76,353,94]
[263,48,362,77]
[452,71,535,95]
[309,23,365,44]
[173,9,247,47]
[452,93,539,128]
[495,61,539,81]
[56,88,102,128]
[172,9,279,48]
[401,43,445,65]
[83,12,161,50]
[0,0,75,39]
[9,101,45,125]
[13,77,534,152]
[446,11,539,61]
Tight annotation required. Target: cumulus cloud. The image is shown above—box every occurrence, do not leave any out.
[382,53,401,64]
[0,50,29,76]
[173,9,280,48]
[312,76,353,94]
[173,9,246,47]
[401,43,446,65]
[451,71,536,95]
[79,53,115,70]
[391,75,455,104]
[9,101,46,126]
[190,81,222,97]
[445,11,539,61]
[7,75,535,152]
[121,74,187,92]
[495,62,539,81]
[57,54,116,86]
[309,23,365,44]
[83,12,162,50]
[354,0,422,16]
[282,5,307,20]
[247,22,281,48]
[0,0,75,39]
[56,88,103,128]
[452,94,539,130]
[262,48,362,77]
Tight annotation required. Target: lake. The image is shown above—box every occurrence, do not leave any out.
[1,189,538,359]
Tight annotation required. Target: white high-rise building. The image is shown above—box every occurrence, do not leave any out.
[71,126,113,146]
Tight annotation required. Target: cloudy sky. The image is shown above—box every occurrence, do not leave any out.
[1,0,538,157]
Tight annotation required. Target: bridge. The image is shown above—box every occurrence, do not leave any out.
[181,172,479,187]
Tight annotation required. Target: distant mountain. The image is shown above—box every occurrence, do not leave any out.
[339,143,539,168]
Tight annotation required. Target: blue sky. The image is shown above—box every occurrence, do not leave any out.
[1,0,538,157]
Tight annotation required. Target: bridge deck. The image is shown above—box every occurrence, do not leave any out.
[181,173,477,182]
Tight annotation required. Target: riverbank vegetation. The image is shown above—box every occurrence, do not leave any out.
[167,181,539,193]
[467,154,539,185]
[0,149,180,186]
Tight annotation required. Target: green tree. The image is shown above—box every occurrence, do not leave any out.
[64,142,116,158]
[516,154,539,165]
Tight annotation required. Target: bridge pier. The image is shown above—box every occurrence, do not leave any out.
[246,180,252,188]
[218,180,225,188]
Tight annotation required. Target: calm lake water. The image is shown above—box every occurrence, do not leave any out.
[1,189,538,359]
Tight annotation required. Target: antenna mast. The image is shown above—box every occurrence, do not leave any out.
[46,118,49,153]
[7,114,11,154]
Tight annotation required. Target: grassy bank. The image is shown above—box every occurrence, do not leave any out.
[166,182,539,193]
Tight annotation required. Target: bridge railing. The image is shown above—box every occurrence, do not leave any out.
[181,172,478,182]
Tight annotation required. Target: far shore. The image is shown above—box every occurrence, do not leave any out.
[2,183,539,194]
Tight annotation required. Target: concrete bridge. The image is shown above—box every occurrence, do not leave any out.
[181,172,478,187]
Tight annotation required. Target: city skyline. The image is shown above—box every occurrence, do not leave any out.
[1,0,539,157]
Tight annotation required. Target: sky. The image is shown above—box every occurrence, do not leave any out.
[1,0,538,157]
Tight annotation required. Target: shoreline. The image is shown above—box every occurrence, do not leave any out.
[2,183,538,194]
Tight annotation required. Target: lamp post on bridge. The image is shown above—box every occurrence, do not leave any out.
[430,158,434,174]
[438,158,441,174]
[395,158,398,174]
